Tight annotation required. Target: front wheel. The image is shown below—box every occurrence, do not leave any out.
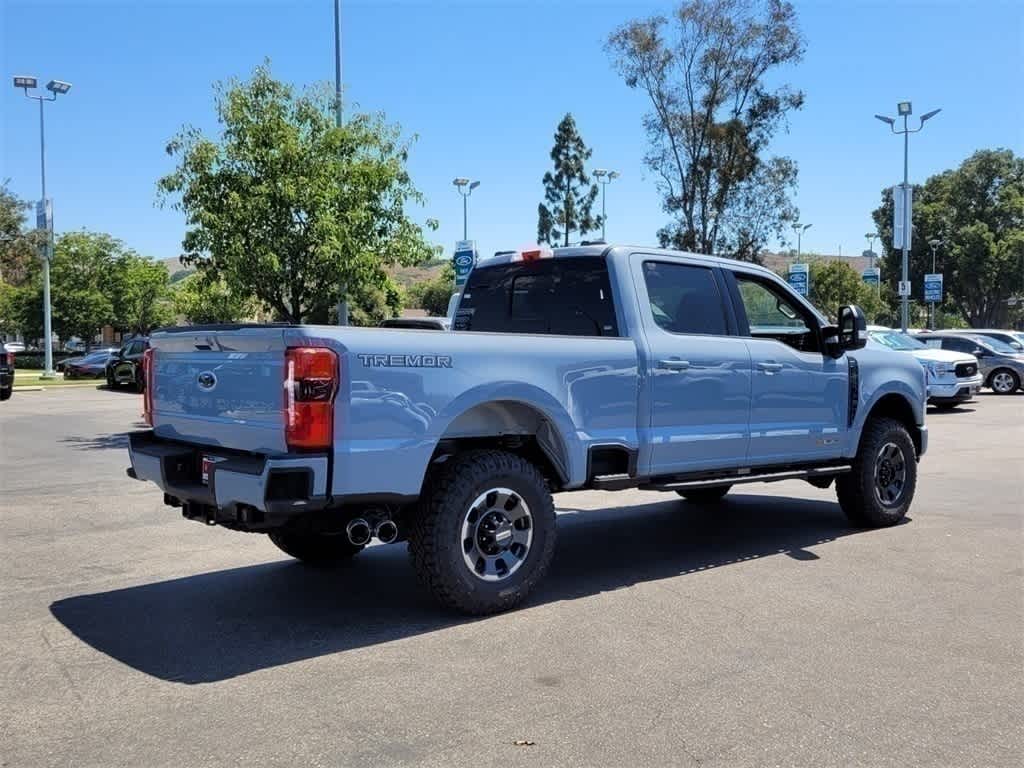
[268,530,363,565]
[409,450,556,615]
[836,417,917,527]
[989,368,1020,395]
[676,485,731,503]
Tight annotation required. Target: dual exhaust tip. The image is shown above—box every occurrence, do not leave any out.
[346,517,398,546]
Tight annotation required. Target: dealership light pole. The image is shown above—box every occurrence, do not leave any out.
[593,169,619,241]
[333,0,349,325]
[792,222,811,258]
[452,178,480,240]
[875,102,941,332]
[14,76,71,378]
[928,238,943,329]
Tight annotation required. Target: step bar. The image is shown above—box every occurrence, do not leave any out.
[592,464,851,492]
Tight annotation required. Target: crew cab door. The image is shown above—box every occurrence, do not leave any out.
[631,255,752,476]
[724,269,847,463]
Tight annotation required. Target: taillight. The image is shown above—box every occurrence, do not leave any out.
[142,348,155,426]
[285,347,338,451]
[5,352,13,366]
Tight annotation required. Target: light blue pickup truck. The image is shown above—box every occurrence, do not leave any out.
[128,245,927,614]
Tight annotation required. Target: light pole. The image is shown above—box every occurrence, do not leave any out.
[875,102,941,332]
[593,169,619,241]
[333,0,348,325]
[865,232,880,296]
[928,238,943,329]
[452,178,480,240]
[792,222,811,258]
[14,76,71,378]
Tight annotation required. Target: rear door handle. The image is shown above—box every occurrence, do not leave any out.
[658,359,691,371]
[757,362,784,373]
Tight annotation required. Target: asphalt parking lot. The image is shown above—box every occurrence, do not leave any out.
[2,387,1022,767]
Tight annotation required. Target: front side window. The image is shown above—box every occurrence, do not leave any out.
[642,261,728,336]
[733,274,819,353]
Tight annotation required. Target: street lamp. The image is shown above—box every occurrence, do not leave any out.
[452,177,480,240]
[875,101,941,331]
[593,168,619,241]
[928,238,943,329]
[792,222,812,258]
[14,74,72,378]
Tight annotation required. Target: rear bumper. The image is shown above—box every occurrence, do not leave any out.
[127,431,329,528]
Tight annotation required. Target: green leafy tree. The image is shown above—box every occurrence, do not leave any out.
[872,149,1024,328]
[174,273,257,324]
[806,259,884,322]
[537,114,600,246]
[346,278,404,327]
[608,0,805,258]
[111,253,175,335]
[47,232,122,346]
[158,62,438,324]
[0,182,43,287]
[408,262,455,316]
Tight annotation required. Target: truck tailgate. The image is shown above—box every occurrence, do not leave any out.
[150,327,290,455]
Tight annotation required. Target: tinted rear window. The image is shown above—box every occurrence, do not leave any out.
[454,257,618,336]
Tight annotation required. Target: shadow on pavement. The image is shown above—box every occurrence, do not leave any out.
[50,494,897,684]
[61,432,134,450]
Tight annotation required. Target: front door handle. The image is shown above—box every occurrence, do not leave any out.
[757,361,784,373]
[658,359,691,371]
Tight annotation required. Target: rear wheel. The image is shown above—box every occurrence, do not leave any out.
[268,530,363,565]
[989,368,1019,394]
[836,417,917,527]
[675,485,731,503]
[409,450,556,615]
[0,384,11,401]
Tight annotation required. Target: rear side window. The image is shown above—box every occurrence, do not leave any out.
[454,257,618,336]
[642,261,728,336]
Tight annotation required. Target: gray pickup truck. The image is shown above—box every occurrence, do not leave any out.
[128,245,928,614]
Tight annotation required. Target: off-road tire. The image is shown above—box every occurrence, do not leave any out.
[0,384,11,401]
[268,530,363,565]
[988,368,1020,395]
[676,485,731,503]
[836,417,917,527]
[409,450,556,615]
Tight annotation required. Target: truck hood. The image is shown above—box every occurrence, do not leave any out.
[904,349,976,365]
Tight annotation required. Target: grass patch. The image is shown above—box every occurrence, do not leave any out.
[13,371,103,388]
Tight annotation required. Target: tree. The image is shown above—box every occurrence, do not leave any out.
[158,62,438,324]
[608,0,805,258]
[871,149,1024,328]
[537,114,600,246]
[47,232,120,346]
[346,278,403,327]
[0,181,43,288]
[805,259,884,322]
[408,262,455,316]
[174,273,257,325]
[111,253,175,335]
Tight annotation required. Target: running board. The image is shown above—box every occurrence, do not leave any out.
[647,465,851,492]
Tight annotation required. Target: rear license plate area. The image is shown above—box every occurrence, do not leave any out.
[201,455,226,485]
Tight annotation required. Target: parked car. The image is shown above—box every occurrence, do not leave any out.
[64,348,120,379]
[941,328,1024,352]
[106,337,150,391]
[915,332,1024,394]
[867,328,981,409]
[127,244,928,615]
[380,317,451,331]
[55,355,85,373]
[0,345,14,401]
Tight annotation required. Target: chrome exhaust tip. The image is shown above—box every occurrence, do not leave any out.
[374,519,398,545]
[346,518,372,546]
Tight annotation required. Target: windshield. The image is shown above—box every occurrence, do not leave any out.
[80,351,113,363]
[870,331,926,351]
[974,335,1018,355]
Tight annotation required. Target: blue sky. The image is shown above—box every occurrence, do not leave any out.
[2,0,1022,264]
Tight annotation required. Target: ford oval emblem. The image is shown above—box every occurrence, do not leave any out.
[197,371,217,391]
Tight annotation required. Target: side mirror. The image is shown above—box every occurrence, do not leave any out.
[972,348,987,357]
[837,305,867,351]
